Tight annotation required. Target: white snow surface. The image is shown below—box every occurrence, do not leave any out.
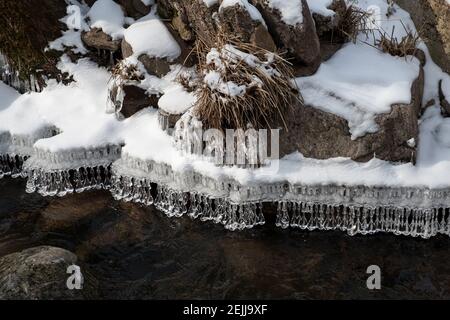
[267,0,304,26]
[295,43,420,139]
[220,0,267,27]
[158,84,197,115]
[123,19,181,61]
[87,0,125,40]
[306,0,334,16]
[48,30,88,54]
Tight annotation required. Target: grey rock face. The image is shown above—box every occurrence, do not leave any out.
[280,63,424,163]
[393,0,450,73]
[251,0,321,76]
[218,3,276,51]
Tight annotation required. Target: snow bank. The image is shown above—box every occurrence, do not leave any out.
[220,0,266,27]
[306,0,334,16]
[48,30,88,54]
[87,0,125,40]
[296,44,420,139]
[123,19,181,61]
[158,84,197,115]
[267,0,303,26]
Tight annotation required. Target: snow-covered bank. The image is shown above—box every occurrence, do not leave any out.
[1,0,450,236]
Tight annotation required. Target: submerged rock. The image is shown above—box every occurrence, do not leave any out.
[0,246,83,300]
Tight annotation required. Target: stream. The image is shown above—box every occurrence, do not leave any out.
[0,177,449,299]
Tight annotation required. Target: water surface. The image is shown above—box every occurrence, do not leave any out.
[1,177,449,299]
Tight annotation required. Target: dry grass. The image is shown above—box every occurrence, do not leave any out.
[336,5,371,43]
[193,34,301,131]
[374,25,420,58]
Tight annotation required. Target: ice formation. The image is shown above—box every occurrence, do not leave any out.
[1,0,450,239]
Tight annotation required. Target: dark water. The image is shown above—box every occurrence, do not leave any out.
[1,177,449,299]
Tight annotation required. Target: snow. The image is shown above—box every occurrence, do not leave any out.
[220,0,267,27]
[87,0,125,40]
[267,0,304,26]
[48,30,88,54]
[123,19,181,61]
[296,43,420,139]
[158,84,197,115]
[204,70,247,96]
[306,0,334,16]
[0,82,20,112]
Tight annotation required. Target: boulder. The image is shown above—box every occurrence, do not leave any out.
[439,79,450,117]
[312,0,347,38]
[0,246,83,299]
[280,63,424,163]
[110,83,159,118]
[251,0,321,76]
[158,0,219,46]
[116,0,152,19]
[393,0,450,73]
[81,28,121,51]
[218,3,276,51]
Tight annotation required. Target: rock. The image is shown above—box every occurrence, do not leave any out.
[110,83,159,118]
[251,0,321,76]
[116,0,152,19]
[0,246,83,299]
[393,0,450,73]
[218,3,276,51]
[280,64,424,163]
[439,79,450,117]
[121,21,195,76]
[138,54,172,77]
[172,13,194,42]
[81,28,121,52]
[312,0,347,38]
[161,0,219,46]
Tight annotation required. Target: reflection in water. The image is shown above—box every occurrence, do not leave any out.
[0,178,449,299]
